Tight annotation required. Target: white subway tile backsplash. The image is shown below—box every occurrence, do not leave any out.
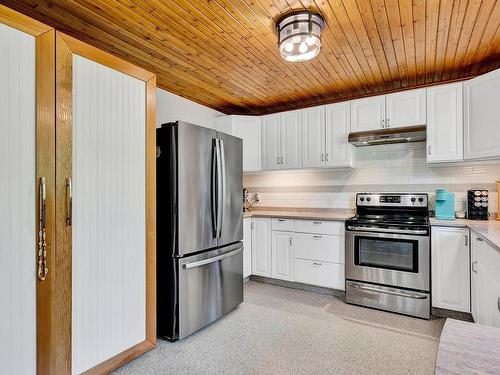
[245,142,500,213]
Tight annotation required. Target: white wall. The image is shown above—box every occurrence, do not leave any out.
[156,88,223,129]
[244,142,499,214]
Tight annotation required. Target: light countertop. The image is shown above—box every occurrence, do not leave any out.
[242,207,355,221]
[430,217,500,251]
[435,319,500,374]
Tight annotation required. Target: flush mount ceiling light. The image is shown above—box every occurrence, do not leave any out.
[277,11,325,63]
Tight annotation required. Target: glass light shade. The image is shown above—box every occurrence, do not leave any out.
[279,34,321,62]
[277,12,324,63]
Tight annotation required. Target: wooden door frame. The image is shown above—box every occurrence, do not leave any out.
[55,31,156,375]
[0,5,56,375]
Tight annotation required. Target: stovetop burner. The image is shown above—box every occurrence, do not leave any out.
[346,193,430,230]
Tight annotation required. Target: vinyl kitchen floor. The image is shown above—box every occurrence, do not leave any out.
[115,282,445,375]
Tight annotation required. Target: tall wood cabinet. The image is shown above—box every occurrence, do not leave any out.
[0,6,156,374]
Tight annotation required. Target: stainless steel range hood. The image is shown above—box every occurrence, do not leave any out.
[348,125,426,147]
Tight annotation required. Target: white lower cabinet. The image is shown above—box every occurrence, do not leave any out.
[243,218,252,278]
[471,235,500,328]
[294,259,345,290]
[251,217,345,290]
[271,231,293,280]
[431,227,470,312]
[251,218,272,277]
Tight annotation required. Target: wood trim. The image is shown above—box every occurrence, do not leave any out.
[81,340,155,375]
[55,30,157,374]
[55,31,74,375]
[59,32,155,82]
[0,4,52,36]
[146,76,157,344]
[35,29,56,375]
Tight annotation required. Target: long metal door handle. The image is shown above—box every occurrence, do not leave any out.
[218,139,226,239]
[38,177,48,281]
[183,247,243,269]
[211,140,218,237]
[347,281,429,300]
[347,225,427,235]
[66,178,72,226]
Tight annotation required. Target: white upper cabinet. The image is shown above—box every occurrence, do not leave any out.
[261,113,281,170]
[464,67,500,160]
[426,83,463,163]
[214,115,261,171]
[385,88,426,128]
[214,116,232,133]
[280,110,302,169]
[302,106,326,168]
[350,95,386,132]
[233,116,261,172]
[302,103,354,169]
[325,102,354,167]
[262,110,302,170]
[431,227,470,312]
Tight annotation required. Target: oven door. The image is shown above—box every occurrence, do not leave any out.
[345,229,429,291]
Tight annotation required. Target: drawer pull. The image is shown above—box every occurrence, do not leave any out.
[277,219,285,222]
[498,297,500,313]
[312,262,322,266]
[471,261,478,273]
[313,221,322,225]
[476,237,483,242]
[313,235,322,239]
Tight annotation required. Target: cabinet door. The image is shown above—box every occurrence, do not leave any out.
[280,110,302,169]
[214,115,233,134]
[251,218,272,277]
[271,231,293,280]
[350,95,385,132]
[261,114,281,170]
[325,102,354,167]
[385,88,426,128]
[472,236,500,328]
[471,236,480,322]
[464,68,500,160]
[243,218,252,278]
[426,83,463,163]
[0,20,38,375]
[302,106,325,168]
[232,116,261,172]
[431,227,470,312]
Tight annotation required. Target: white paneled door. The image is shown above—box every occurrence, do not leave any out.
[72,56,147,374]
[0,22,36,375]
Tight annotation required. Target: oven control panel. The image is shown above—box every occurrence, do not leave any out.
[357,193,428,207]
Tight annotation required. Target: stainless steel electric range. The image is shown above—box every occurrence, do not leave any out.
[345,193,430,319]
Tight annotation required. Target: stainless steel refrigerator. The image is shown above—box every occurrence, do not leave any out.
[156,121,243,340]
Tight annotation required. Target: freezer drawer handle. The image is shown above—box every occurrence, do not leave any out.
[183,247,243,269]
[347,281,428,300]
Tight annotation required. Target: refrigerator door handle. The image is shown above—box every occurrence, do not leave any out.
[211,139,219,238]
[218,139,226,239]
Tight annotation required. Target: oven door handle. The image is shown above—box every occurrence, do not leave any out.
[346,281,429,300]
[347,225,428,235]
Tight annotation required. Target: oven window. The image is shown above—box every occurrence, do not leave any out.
[354,237,418,273]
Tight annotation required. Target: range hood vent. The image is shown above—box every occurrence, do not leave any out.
[348,125,426,147]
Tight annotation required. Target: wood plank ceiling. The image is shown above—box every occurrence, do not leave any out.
[5,0,500,115]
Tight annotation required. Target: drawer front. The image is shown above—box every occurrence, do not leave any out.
[294,259,345,290]
[293,219,344,235]
[271,218,294,231]
[293,233,344,263]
